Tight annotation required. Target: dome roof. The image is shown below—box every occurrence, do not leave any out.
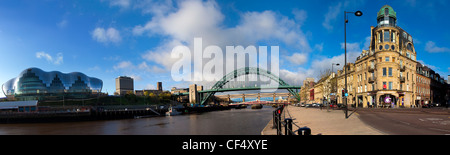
[377,5,396,19]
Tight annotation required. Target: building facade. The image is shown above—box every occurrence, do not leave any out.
[339,5,418,108]
[115,76,134,95]
[2,68,102,100]
[334,5,448,108]
[415,63,431,107]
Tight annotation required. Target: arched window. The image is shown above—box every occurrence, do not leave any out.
[407,43,413,51]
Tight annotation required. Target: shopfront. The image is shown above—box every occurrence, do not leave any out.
[379,94,397,108]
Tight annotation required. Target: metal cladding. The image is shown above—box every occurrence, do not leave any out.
[2,67,102,96]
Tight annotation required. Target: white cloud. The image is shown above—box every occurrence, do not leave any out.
[425,41,450,53]
[314,43,324,52]
[292,9,307,26]
[57,19,68,28]
[113,61,133,70]
[322,2,342,31]
[92,27,122,44]
[286,53,308,65]
[106,0,131,8]
[36,52,63,65]
[113,60,165,74]
[321,0,366,32]
[132,0,312,83]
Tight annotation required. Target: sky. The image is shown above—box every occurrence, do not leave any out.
[0,0,449,97]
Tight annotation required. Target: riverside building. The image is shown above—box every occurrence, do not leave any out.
[2,67,103,101]
[336,5,447,108]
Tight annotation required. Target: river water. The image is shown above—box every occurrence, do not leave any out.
[0,106,273,135]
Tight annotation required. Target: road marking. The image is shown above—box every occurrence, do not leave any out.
[398,121,410,125]
[429,128,450,133]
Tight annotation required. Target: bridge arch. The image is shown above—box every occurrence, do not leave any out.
[200,67,300,105]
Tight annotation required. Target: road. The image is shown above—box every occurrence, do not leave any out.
[355,108,450,135]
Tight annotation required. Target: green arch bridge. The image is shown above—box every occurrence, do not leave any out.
[175,67,301,105]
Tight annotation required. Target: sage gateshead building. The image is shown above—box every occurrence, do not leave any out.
[2,68,103,101]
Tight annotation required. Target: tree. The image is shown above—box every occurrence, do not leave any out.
[317,69,337,101]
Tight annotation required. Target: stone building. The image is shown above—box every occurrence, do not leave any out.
[334,5,448,108]
[337,5,418,108]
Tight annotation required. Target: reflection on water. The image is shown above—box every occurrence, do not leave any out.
[0,106,273,135]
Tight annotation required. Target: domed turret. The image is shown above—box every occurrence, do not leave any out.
[377,5,397,27]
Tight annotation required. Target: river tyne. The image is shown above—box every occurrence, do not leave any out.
[0,106,273,135]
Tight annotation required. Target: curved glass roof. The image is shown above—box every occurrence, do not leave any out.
[2,67,102,96]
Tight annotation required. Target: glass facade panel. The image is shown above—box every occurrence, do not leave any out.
[2,68,103,100]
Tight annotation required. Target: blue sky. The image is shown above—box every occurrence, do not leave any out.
[1,0,449,97]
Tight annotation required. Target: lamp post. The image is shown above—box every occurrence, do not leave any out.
[344,10,362,119]
[332,63,340,104]
[328,63,340,112]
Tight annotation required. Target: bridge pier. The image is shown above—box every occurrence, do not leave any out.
[273,93,276,102]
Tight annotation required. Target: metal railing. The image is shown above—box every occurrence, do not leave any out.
[273,105,311,135]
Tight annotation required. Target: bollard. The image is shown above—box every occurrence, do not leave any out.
[298,127,311,136]
[273,111,277,129]
[284,118,293,135]
[276,112,281,135]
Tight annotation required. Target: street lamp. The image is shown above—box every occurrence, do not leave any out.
[332,63,340,104]
[328,63,340,112]
[344,10,362,119]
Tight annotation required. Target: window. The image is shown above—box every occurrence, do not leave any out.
[388,67,392,76]
[380,31,383,43]
[407,44,413,51]
[389,82,393,90]
[385,56,389,62]
[365,85,367,92]
[392,32,396,43]
[377,32,381,43]
[383,68,387,76]
[384,31,390,42]
[383,82,387,90]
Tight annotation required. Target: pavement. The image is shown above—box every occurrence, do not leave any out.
[261,106,386,135]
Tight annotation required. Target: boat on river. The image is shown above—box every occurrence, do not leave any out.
[165,106,181,116]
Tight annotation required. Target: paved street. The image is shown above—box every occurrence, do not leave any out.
[262,106,385,135]
[355,108,450,135]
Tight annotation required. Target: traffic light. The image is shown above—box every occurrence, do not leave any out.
[342,89,345,97]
